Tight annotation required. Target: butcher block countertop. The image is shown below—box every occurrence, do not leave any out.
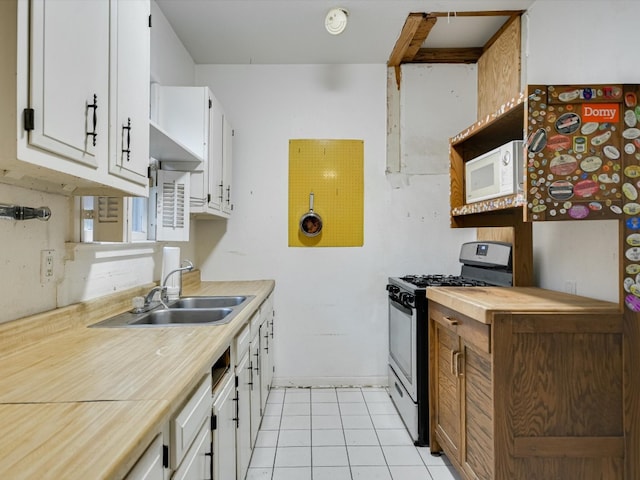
[0,273,274,479]
[426,286,622,324]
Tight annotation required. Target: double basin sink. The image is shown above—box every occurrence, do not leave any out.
[91,295,255,328]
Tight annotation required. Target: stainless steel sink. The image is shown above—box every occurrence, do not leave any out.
[168,296,248,309]
[129,308,233,325]
[90,295,255,328]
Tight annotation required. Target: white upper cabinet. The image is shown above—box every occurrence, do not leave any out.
[221,114,233,215]
[0,0,149,196]
[152,86,232,219]
[108,0,150,186]
[29,0,109,168]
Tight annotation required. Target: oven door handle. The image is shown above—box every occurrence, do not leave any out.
[389,296,413,313]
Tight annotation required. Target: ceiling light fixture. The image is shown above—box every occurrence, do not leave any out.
[325,8,349,35]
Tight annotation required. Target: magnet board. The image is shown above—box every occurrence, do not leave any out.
[288,139,364,247]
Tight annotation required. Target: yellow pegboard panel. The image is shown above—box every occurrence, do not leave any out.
[289,139,364,247]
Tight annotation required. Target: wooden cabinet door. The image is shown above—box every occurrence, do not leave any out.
[433,321,462,462]
[236,350,252,480]
[108,0,150,186]
[212,373,236,480]
[461,341,493,480]
[29,0,109,167]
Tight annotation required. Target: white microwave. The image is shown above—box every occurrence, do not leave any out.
[464,140,524,204]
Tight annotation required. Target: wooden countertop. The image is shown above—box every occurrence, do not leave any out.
[0,275,274,479]
[426,286,622,324]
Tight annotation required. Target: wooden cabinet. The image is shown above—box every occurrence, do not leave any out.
[449,94,526,228]
[0,0,149,197]
[431,301,492,479]
[429,287,624,480]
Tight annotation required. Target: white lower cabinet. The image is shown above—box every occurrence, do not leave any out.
[249,320,261,448]
[171,423,211,480]
[259,297,275,415]
[235,325,252,480]
[212,372,236,480]
[125,434,164,480]
[170,375,212,469]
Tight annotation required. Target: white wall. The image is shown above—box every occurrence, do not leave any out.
[194,64,475,386]
[525,0,640,301]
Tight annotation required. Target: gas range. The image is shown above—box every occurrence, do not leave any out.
[395,274,490,290]
[386,241,513,446]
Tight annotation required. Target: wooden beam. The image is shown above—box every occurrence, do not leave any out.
[387,13,427,67]
[402,15,437,62]
[411,47,484,64]
[429,10,525,18]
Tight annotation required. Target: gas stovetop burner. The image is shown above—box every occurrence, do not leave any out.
[399,274,490,288]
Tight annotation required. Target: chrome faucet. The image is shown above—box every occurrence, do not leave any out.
[162,259,195,297]
[134,260,194,313]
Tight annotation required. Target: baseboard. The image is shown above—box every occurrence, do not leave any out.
[273,376,388,388]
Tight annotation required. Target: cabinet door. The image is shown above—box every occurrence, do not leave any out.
[461,342,493,480]
[260,304,273,413]
[250,331,261,448]
[29,0,109,167]
[236,351,252,480]
[109,0,150,185]
[207,96,224,213]
[212,374,236,480]
[221,115,233,214]
[433,321,462,461]
[124,434,164,480]
[172,423,211,480]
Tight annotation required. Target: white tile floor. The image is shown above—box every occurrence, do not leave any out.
[247,387,462,480]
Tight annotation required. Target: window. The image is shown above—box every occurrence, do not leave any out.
[79,196,149,243]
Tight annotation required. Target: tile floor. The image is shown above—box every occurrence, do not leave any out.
[246,386,462,480]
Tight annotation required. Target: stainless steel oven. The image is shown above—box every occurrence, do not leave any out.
[386,241,513,446]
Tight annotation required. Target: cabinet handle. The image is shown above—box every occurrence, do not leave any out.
[122,117,131,161]
[226,185,231,205]
[86,94,98,146]
[253,352,260,374]
[450,350,457,376]
[219,183,224,201]
[232,393,239,427]
[453,351,464,377]
[443,316,458,326]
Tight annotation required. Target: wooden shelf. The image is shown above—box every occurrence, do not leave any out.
[450,194,525,228]
[449,94,526,228]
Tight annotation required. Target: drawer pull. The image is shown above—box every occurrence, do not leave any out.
[443,316,458,326]
[453,352,463,377]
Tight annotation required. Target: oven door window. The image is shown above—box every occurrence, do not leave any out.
[388,299,414,386]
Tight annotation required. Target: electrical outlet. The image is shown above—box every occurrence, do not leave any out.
[40,250,54,283]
